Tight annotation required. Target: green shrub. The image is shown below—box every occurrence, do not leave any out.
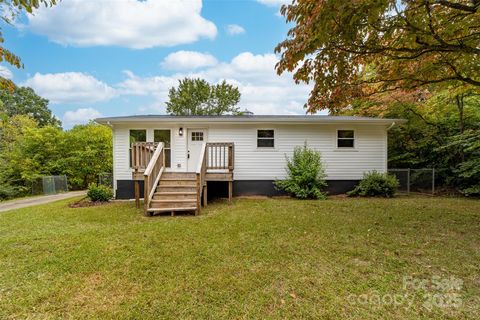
[87,183,113,202]
[275,143,327,199]
[347,171,399,198]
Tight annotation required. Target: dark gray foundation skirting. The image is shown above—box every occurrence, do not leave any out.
[116,180,144,200]
[115,179,358,199]
[232,180,358,196]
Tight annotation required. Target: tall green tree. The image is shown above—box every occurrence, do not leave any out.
[0,86,61,127]
[166,78,242,115]
[0,114,38,197]
[0,117,113,198]
[60,122,113,189]
[275,0,480,113]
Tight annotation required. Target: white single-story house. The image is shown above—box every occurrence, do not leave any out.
[95,115,403,215]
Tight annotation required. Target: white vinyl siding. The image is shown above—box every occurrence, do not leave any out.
[112,124,187,184]
[112,122,388,191]
[207,124,387,180]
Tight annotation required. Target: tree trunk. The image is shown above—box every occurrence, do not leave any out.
[455,94,464,134]
[455,94,465,162]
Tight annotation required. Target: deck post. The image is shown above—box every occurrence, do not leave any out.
[203,185,208,207]
[134,180,140,209]
[228,181,232,203]
[196,173,201,215]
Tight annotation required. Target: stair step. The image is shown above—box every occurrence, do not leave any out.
[150,201,197,208]
[161,177,197,181]
[157,186,197,193]
[153,192,197,201]
[152,199,197,203]
[158,180,197,186]
[147,207,197,213]
[156,192,197,195]
[162,172,197,179]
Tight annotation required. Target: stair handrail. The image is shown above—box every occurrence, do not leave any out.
[144,142,165,215]
[131,142,159,170]
[195,143,207,215]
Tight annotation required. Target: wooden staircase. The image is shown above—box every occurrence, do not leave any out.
[131,141,234,217]
[148,172,199,215]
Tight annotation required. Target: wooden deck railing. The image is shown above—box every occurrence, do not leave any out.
[206,142,234,171]
[195,143,207,215]
[131,142,159,170]
[143,143,165,215]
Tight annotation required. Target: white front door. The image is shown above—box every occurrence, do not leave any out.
[187,129,207,171]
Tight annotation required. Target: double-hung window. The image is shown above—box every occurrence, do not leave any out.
[337,130,355,148]
[257,129,274,148]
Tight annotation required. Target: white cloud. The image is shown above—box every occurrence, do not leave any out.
[161,51,218,71]
[118,52,312,115]
[0,66,13,79]
[63,108,102,126]
[26,0,217,49]
[256,0,291,6]
[226,24,245,35]
[117,70,177,101]
[24,72,116,104]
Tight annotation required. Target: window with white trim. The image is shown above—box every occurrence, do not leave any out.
[337,130,355,148]
[257,129,274,148]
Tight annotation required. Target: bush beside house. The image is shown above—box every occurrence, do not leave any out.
[275,144,327,199]
[347,171,399,198]
[87,183,113,202]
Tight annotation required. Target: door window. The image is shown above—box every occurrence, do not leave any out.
[129,129,146,167]
[191,131,204,141]
[154,129,171,167]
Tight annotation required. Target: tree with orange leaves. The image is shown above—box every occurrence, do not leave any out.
[275,0,480,114]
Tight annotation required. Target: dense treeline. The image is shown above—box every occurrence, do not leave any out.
[0,85,112,199]
[343,88,480,196]
[277,0,480,196]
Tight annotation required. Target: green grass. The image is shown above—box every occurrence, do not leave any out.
[0,196,479,319]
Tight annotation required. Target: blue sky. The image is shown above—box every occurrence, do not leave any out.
[1,0,313,128]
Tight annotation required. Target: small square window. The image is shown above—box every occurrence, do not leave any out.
[191,131,204,141]
[257,129,274,148]
[337,130,355,148]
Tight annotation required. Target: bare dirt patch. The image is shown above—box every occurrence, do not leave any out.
[69,199,111,208]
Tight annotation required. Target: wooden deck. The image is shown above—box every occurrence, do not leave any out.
[131,141,234,216]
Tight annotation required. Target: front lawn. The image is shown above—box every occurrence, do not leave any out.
[0,197,479,319]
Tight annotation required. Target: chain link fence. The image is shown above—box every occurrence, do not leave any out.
[98,173,113,187]
[31,175,69,195]
[388,169,436,195]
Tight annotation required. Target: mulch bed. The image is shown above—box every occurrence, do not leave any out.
[69,198,111,208]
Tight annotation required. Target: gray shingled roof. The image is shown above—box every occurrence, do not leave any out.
[95,114,405,124]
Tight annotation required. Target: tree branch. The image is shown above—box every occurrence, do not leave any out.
[436,0,479,13]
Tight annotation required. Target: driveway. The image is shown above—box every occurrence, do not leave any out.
[0,191,86,213]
